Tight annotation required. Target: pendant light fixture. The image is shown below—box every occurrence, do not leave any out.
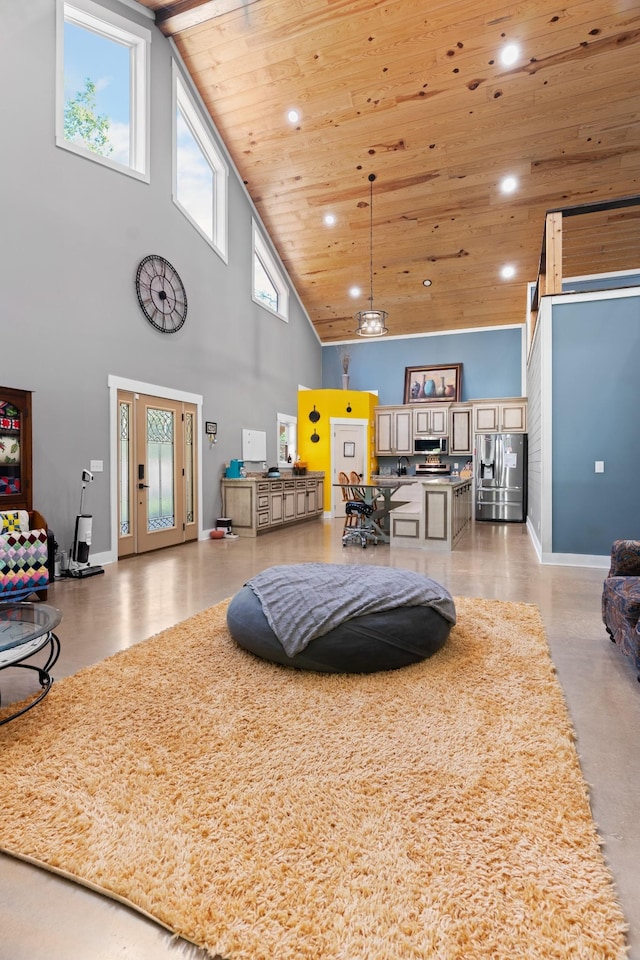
[354,173,389,337]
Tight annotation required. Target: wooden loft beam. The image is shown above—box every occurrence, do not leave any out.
[543,212,563,297]
[154,0,262,36]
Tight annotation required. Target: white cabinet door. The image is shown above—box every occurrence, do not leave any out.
[375,410,394,455]
[449,407,472,455]
[414,406,449,437]
[374,407,413,455]
[473,400,527,434]
[394,409,413,454]
[500,402,527,432]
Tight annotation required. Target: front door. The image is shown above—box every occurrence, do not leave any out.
[331,421,367,517]
[118,391,198,556]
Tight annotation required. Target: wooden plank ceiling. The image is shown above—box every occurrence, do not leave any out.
[136,0,640,343]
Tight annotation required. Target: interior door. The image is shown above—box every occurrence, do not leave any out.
[331,422,366,517]
[117,391,198,556]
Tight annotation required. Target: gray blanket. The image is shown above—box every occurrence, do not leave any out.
[246,563,456,657]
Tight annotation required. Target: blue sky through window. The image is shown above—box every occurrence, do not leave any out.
[176,108,214,240]
[64,21,130,163]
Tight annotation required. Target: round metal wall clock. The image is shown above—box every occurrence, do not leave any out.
[135,255,187,333]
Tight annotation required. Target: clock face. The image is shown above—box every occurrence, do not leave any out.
[135,255,187,333]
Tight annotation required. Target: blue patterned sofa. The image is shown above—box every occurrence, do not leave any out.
[0,509,49,602]
[602,540,640,681]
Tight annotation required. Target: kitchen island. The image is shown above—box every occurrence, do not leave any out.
[389,476,472,551]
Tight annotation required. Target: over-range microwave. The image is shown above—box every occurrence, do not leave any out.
[414,437,448,455]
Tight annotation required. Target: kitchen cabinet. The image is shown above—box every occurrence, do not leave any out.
[374,406,413,456]
[473,398,527,434]
[413,405,449,437]
[222,473,324,537]
[449,405,473,456]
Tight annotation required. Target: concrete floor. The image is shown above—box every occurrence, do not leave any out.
[1,518,638,959]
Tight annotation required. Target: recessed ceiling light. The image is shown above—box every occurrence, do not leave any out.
[349,286,361,298]
[324,214,336,226]
[500,43,520,67]
[287,109,300,124]
[500,175,518,194]
[501,264,516,279]
[422,278,432,287]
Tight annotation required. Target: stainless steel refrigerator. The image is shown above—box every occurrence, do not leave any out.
[475,433,528,522]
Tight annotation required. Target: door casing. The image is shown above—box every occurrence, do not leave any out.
[107,375,203,565]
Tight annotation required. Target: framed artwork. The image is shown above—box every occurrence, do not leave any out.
[343,441,355,457]
[403,364,462,404]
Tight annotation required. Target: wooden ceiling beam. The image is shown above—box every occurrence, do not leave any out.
[154,0,263,37]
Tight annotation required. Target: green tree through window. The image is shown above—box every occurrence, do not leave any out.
[64,78,112,156]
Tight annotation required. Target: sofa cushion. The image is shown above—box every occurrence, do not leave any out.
[1,510,29,534]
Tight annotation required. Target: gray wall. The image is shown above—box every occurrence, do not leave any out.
[551,294,640,554]
[0,1,321,556]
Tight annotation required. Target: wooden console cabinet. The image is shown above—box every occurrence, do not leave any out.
[222,473,324,537]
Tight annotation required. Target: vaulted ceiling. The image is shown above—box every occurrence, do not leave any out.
[136,0,640,343]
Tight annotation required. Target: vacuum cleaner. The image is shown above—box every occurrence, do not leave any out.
[67,469,104,579]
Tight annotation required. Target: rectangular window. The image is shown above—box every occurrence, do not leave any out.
[277,414,297,466]
[173,66,228,261]
[253,221,289,322]
[57,0,151,181]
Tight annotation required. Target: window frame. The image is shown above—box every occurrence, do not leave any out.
[252,221,289,322]
[277,413,297,467]
[172,63,229,262]
[56,0,151,182]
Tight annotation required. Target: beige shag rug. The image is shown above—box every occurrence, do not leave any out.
[0,597,628,959]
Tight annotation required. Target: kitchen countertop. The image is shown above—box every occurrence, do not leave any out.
[419,476,471,486]
[373,475,470,486]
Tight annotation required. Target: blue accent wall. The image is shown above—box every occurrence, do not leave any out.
[322,328,523,404]
[552,295,640,554]
[563,273,640,293]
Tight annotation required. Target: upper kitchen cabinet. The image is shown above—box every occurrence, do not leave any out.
[473,398,527,434]
[449,405,473,456]
[413,405,449,438]
[374,406,413,456]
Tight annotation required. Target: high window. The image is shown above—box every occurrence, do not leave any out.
[173,66,228,260]
[253,221,289,321]
[56,0,151,181]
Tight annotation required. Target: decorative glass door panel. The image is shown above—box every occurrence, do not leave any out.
[146,406,176,532]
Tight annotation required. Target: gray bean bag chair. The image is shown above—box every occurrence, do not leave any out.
[226,563,455,674]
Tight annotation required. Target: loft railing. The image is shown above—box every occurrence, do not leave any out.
[529,194,640,350]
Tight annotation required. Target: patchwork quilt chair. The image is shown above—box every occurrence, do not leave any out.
[602,540,640,681]
[0,508,49,602]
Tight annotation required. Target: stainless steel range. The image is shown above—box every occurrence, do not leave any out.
[415,457,451,476]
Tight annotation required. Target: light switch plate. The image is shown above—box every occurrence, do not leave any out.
[595,460,604,473]
[90,460,104,472]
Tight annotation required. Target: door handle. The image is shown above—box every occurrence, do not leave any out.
[138,483,150,489]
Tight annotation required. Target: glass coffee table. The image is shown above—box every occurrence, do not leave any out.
[0,602,62,726]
